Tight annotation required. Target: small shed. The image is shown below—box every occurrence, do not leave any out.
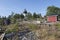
[47,15,58,22]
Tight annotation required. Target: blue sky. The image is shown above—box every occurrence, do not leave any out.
[0,0,60,17]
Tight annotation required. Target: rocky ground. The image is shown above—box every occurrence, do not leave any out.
[2,22,60,40]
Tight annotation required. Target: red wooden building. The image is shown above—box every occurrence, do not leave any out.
[47,15,58,22]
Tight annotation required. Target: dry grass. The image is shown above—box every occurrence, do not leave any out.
[34,23,60,40]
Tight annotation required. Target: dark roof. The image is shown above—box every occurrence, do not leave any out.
[47,15,58,17]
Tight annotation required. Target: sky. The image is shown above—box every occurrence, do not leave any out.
[0,0,60,17]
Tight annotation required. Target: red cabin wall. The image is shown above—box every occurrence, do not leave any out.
[47,16,57,22]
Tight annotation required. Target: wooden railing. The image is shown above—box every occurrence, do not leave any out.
[0,33,5,40]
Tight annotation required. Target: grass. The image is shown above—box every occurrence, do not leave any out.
[5,23,19,34]
[55,23,60,29]
[27,24,37,30]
